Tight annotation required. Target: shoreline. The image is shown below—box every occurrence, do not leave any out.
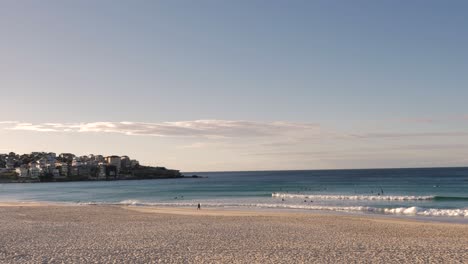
[123,205,468,225]
[1,201,466,225]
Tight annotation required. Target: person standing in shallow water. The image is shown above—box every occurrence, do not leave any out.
[197,203,201,210]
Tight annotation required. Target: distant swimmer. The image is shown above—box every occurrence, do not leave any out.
[197,203,201,210]
[282,198,285,202]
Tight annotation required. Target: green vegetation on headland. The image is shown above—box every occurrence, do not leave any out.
[0,152,183,183]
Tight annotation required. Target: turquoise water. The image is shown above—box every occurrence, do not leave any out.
[1,168,467,219]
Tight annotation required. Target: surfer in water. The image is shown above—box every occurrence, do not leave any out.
[197,203,201,210]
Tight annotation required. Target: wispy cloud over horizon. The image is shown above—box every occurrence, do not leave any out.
[0,121,19,124]
[2,119,468,170]
[347,131,468,139]
[3,120,468,141]
[397,118,436,124]
[0,120,320,139]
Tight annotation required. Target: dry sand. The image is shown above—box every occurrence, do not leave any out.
[0,203,467,263]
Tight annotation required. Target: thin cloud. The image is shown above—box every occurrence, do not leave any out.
[3,120,468,140]
[0,121,19,124]
[248,151,331,156]
[177,142,208,149]
[347,131,468,139]
[398,118,435,124]
[1,120,320,138]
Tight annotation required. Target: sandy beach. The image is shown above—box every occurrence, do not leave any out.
[0,203,467,263]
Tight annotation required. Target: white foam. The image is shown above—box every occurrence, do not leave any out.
[114,200,468,217]
[119,199,144,206]
[272,192,434,201]
[118,200,196,207]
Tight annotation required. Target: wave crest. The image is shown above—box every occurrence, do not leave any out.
[272,193,434,201]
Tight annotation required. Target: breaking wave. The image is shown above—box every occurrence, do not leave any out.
[111,200,468,217]
[272,193,435,201]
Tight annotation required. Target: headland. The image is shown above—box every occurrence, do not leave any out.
[0,151,181,183]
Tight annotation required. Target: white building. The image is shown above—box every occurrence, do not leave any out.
[98,164,107,180]
[72,158,82,167]
[130,160,139,168]
[5,157,16,169]
[29,161,39,169]
[106,156,121,173]
[55,162,69,177]
[29,167,41,179]
[38,157,49,169]
[52,169,65,180]
[15,168,29,178]
[120,156,131,169]
[95,155,105,163]
[46,153,56,164]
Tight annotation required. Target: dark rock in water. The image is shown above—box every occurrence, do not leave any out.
[189,175,207,178]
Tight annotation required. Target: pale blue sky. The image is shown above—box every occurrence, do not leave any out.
[1,1,468,171]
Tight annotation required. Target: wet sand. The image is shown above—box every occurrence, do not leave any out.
[0,203,467,263]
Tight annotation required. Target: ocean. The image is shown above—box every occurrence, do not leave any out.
[1,167,467,221]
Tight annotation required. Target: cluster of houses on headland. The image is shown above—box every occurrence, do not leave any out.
[0,152,181,183]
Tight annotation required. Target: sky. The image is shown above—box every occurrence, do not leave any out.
[1,1,468,171]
